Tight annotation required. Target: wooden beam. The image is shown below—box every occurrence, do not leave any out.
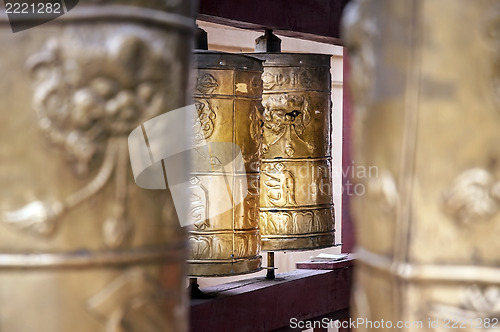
[190,258,354,332]
[341,49,356,253]
[197,0,352,45]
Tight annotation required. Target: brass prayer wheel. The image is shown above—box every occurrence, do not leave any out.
[252,53,335,251]
[0,2,194,331]
[187,51,264,276]
[344,0,500,329]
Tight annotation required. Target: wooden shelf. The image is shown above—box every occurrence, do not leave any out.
[190,256,354,332]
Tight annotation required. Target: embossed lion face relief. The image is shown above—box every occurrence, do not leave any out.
[263,94,308,129]
[2,33,173,245]
[261,94,315,157]
[27,35,170,176]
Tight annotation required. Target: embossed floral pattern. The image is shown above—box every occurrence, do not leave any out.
[442,168,500,224]
[196,73,219,94]
[193,99,216,144]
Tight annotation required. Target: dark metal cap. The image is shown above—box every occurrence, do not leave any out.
[194,51,264,71]
[246,53,331,68]
[255,29,282,53]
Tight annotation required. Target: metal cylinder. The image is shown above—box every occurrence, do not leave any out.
[252,53,335,251]
[0,2,194,331]
[344,0,500,329]
[188,51,264,276]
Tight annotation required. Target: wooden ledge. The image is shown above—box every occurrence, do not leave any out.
[190,256,354,332]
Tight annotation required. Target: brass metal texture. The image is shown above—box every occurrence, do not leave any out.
[188,51,264,277]
[344,0,500,330]
[0,2,194,332]
[250,53,335,251]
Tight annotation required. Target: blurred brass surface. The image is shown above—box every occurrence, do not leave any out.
[344,0,500,329]
[188,51,264,277]
[0,2,194,332]
[250,53,335,251]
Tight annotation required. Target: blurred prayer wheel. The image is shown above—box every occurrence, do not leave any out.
[187,51,264,276]
[252,53,335,251]
[0,2,194,331]
[344,0,500,329]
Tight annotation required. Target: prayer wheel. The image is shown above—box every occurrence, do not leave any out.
[253,52,336,251]
[344,0,500,329]
[187,51,264,276]
[0,1,194,331]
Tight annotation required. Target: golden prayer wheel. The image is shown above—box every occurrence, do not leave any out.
[0,1,194,331]
[251,53,335,251]
[344,0,500,329]
[187,51,264,276]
